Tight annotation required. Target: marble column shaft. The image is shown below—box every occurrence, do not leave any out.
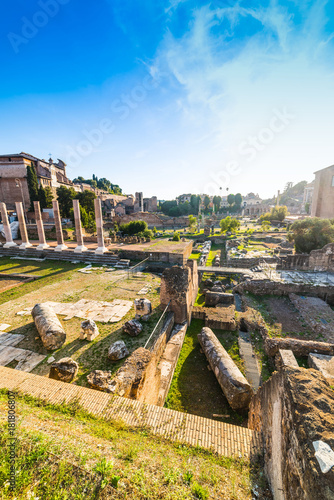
[34,201,49,250]
[0,202,16,248]
[94,198,106,254]
[52,200,67,251]
[15,202,32,249]
[73,199,87,252]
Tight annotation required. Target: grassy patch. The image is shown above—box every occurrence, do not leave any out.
[0,391,270,500]
[165,319,247,425]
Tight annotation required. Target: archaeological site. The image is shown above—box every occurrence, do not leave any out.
[0,194,333,500]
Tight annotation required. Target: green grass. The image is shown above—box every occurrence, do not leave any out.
[0,390,269,500]
[0,257,83,306]
[165,320,247,425]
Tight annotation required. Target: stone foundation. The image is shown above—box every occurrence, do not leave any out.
[249,366,334,500]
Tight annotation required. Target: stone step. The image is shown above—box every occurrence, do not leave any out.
[0,366,260,458]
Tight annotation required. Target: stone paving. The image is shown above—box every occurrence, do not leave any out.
[0,366,259,458]
[16,299,133,323]
[238,331,261,391]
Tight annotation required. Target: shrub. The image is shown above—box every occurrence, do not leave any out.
[120,220,148,235]
[191,482,209,500]
[172,232,180,241]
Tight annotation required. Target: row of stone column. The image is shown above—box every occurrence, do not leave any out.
[0,199,106,254]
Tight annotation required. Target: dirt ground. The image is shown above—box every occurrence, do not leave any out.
[265,297,314,339]
[0,259,162,385]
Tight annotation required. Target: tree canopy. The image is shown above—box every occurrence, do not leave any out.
[288,218,334,253]
[259,206,289,222]
[220,216,240,233]
[72,175,122,195]
[120,220,148,235]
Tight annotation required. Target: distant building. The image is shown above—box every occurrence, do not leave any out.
[0,152,72,211]
[311,165,334,218]
[242,193,262,207]
[177,193,192,204]
[303,181,314,212]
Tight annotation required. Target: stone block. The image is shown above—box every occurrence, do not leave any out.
[134,298,152,321]
[205,291,234,307]
[80,319,99,341]
[123,319,143,337]
[87,370,114,392]
[108,340,129,361]
[308,353,334,383]
[32,303,66,351]
[49,357,78,382]
[198,327,252,410]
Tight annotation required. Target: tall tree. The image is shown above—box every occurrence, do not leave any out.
[75,190,96,214]
[234,193,242,207]
[27,163,39,211]
[227,194,235,206]
[56,186,77,218]
[213,195,221,212]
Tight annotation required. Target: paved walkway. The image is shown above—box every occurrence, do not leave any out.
[238,331,261,391]
[198,266,254,277]
[0,366,259,459]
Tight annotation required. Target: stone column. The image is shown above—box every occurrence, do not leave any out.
[0,202,17,248]
[52,200,67,252]
[15,202,32,249]
[73,199,87,253]
[34,201,49,250]
[94,198,106,254]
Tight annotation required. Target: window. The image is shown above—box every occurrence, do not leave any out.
[332,175,334,187]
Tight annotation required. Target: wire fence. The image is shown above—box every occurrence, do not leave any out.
[127,257,149,279]
[144,301,171,351]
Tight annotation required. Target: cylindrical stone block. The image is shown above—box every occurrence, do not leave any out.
[15,202,32,249]
[73,199,87,253]
[52,200,67,251]
[0,202,16,248]
[34,201,49,250]
[94,198,106,254]
[198,327,253,410]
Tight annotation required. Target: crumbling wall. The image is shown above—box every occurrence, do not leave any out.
[235,279,334,305]
[160,265,194,323]
[249,366,334,500]
[109,313,175,404]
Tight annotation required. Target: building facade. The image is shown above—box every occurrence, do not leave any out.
[311,165,334,218]
[0,152,72,211]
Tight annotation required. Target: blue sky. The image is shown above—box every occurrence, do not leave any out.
[1,0,334,199]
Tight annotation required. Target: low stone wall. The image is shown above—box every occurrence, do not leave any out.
[249,366,334,500]
[120,241,193,265]
[192,306,237,330]
[265,337,334,357]
[109,313,175,404]
[235,279,334,305]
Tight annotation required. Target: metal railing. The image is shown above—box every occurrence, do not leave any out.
[144,301,171,351]
[127,257,149,279]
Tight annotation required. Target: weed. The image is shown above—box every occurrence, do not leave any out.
[191,481,209,499]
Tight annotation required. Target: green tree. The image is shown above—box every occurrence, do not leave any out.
[234,193,242,207]
[288,218,334,253]
[56,186,77,218]
[38,185,47,209]
[213,196,221,212]
[120,220,148,235]
[44,187,54,208]
[188,214,197,230]
[220,216,240,233]
[27,163,39,211]
[75,190,96,214]
[305,202,310,214]
[172,232,180,241]
[227,194,235,206]
[204,195,211,210]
